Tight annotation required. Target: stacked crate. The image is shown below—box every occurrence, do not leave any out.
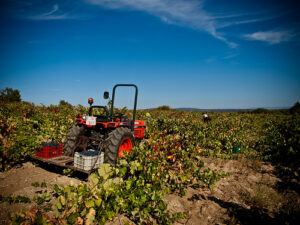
[35,143,63,158]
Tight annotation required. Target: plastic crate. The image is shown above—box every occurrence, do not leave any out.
[35,143,63,159]
[74,150,104,171]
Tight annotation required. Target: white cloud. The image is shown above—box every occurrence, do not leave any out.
[85,0,237,48]
[243,30,294,44]
[44,4,59,16]
[214,10,282,29]
[28,4,72,20]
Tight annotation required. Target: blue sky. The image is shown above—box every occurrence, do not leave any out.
[0,0,299,109]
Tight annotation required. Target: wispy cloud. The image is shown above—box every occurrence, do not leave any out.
[28,4,71,20]
[214,10,285,29]
[243,30,295,44]
[85,0,237,48]
[44,4,59,16]
[217,17,273,29]
[5,0,296,47]
[5,1,84,21]
[223,53,238,59]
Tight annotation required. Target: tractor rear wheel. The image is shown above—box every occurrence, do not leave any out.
[105,127,134,165]
[63,125,84,156]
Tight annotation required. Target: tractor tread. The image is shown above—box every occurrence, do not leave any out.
[63,125,84,156]
[104,127,134,166]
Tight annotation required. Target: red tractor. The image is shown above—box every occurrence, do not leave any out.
[63,84,146,165]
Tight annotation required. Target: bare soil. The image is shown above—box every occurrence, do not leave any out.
[1,157,299,225]
[165,157,300,225]
[0,161,83,224]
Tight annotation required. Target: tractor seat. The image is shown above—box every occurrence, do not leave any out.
[95,115,108,122]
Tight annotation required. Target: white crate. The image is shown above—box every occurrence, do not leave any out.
[74,150,104,171]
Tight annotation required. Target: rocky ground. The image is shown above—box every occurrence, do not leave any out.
[0,157,299,224]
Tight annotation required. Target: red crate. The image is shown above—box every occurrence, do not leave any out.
[35,144,63,158]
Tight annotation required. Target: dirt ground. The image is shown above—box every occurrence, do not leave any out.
[0,161,84,224]
[1,157,299,225]
[165,157,300,225]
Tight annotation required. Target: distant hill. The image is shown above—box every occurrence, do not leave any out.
[141,107,290,112]
[175,108,251,112]
[142,108,250,112]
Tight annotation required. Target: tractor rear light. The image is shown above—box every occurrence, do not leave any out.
[134,127,145,139]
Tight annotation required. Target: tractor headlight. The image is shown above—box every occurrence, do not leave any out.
[82,114,87,120]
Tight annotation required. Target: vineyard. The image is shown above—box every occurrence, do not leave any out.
[0,101,300,224]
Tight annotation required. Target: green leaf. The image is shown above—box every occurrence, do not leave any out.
[56,200,62,210]
[85,199,95,208]
[106,210,116,220]
[125,180,132,190]
[41,181,47,188]
[53,184,60,193]
[85,208,96,225]
[119,167,127,176]
[59,196,65,206]
[67,213,79,224]
[103,179,113,190]
[88,173,99,185]
[95,198,102,207]
[120,159,128,166]
[98,164,112,179]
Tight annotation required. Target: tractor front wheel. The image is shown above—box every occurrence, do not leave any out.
[105,127,134,165]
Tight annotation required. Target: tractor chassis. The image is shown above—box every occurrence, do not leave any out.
[69,135,104,157]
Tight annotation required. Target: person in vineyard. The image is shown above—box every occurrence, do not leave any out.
[203,112,210,123]
[146,112,151,119]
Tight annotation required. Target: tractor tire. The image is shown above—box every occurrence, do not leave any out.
[63,125,84,156]
[105,127,134,165]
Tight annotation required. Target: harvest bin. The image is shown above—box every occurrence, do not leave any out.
[74,150,104,171]
[35,143,63,159]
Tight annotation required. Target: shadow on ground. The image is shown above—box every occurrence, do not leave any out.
[273,165,300,194]
[28,158,89,181]
[190,192,300,225]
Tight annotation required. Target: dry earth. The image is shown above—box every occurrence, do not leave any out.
[0,161,83,224]
[165,157,300,225]
[0,157,299,225]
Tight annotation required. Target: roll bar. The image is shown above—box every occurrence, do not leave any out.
[110,84,138,132]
